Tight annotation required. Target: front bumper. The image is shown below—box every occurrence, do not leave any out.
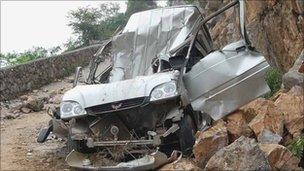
[66,150,169,171]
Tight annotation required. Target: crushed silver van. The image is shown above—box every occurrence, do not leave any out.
[38,0,270,170]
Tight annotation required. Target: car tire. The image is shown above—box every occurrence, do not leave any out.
[67,135,95,154]
[178,114,196,156]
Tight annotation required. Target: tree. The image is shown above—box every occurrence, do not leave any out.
[67,3,125,47]
[49,46,62,56]
[64,38,83,51]
[66,1,158,50]
[125,0,157,18]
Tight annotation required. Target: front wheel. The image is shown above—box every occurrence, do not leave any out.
[177,114,196,156]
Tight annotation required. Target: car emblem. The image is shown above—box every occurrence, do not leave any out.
[111,103,122,110]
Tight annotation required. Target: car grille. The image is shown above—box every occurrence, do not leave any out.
[86,97,147,114]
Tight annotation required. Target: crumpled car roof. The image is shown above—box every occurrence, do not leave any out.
[110,6,204,81]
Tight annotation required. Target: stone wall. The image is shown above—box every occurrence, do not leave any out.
[0,44,102,101]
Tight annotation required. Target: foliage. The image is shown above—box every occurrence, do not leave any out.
[125,0,156,18]
[49,46,62,56]
[67,3,126,47]
[0,46,61,67]
[66,1,157,49]
[288,135,304,158]
[64,38,83,52]
[264,68,283,98]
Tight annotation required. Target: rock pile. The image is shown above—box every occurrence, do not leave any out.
[165,84,303,171]
[190,85,303,170]
[205,136,271,170]
[160,56,304,170]
[193,120,228,167]
[259,143,301,170]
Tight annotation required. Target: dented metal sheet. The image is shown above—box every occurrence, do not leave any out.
[66,150,168,170]
[110,6,203,81]
[183,40,270,120]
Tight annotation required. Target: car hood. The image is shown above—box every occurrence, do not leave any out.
[62,71,179,108]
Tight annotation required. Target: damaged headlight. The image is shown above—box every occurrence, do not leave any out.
[150,81,178,102]
[60,101,86,119]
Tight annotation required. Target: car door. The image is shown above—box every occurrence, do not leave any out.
[183,40,270,120]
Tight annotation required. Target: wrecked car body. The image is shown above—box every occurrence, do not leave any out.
[38,0,270,170]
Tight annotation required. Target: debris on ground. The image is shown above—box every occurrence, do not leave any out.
[25,97,45,112]
[20,107,32,114]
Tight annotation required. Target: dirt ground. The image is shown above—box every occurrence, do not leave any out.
[0,60,111,170]
[1,56,157,170]
[0,81,72,170]
[0,110,68,170]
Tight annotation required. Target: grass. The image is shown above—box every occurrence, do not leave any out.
[288,135,304,158]
[264,68,283,98]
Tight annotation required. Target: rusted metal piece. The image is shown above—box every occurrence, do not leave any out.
[86,134,161,148]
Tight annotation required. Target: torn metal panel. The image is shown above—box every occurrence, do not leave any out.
[183,40,270,120]
[66,150,168,170]
[110,6,206,81]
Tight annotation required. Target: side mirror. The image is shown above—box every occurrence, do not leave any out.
[73,67,82,87]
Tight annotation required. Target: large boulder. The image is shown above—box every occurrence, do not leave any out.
[226,110,253,142]
[248,100,284,137]
[193,120,228,168]
[205,136,271,170]
[282,50,304,90]
[283,71,304,91]
[240,98,269,122]
[159,159,202,171]
[200,0,304,72]
[274,86,304,137]
[246,0,304,72]
[259,143,301,170]
[257,129,282,144]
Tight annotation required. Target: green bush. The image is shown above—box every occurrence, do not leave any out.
[264,68,283,98]
[0,46,61,67]
[288,135,304,158]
